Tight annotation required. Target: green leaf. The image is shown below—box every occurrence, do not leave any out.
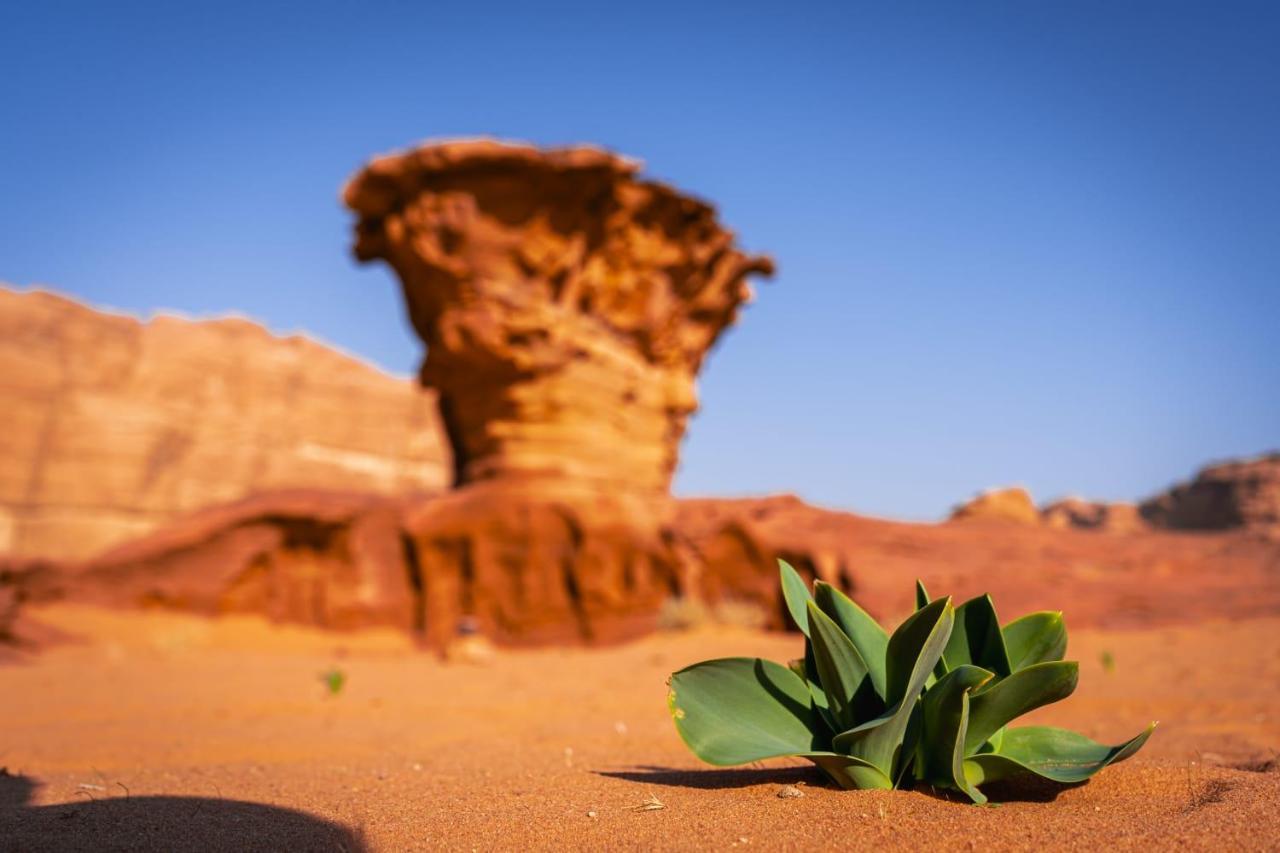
[915,579,930,611]
[965,661,1079,752]
[1002,612,1067,671]
[806,601,873,731]
[806,752,894,790]
[944,594,1013,677]
[885,597,954,706]
[779,559,813,636]
[669,657,822,765]
[814,581,889,700]
[964,723,1157,785]
[915,580,950,680]
[832,598,954,779]
[920,665,994,801]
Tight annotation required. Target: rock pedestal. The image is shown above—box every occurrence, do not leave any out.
[344,140,774,644]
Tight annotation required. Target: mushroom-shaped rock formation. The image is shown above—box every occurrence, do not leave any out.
[344,140,776,646]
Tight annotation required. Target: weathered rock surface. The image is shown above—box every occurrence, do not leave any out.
[677,494,1280,629]
[61,490,422,631]
[344,139,773,494]
[949,486,1040,525]
[17,485,1276,650]
[1041,497,1145,534]
[1141,453,1280,536]
[7,487,805,647]
[0,287,450,560]
[342,139,780,644]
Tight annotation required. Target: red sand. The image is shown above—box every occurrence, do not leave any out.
[2,604,1278,851]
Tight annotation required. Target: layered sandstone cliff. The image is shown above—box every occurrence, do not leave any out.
[0,287,450,560]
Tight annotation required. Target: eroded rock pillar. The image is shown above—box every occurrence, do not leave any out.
[344,140,773,646]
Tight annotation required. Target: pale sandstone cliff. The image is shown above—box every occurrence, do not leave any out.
[0,287,450,559]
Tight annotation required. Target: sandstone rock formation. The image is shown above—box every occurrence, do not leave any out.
[948,487,1040,525]
[1041,497,1145,534]
[65,490,421,631]
[1140,453,1280,536]
[677,493,1280,629]
[11,487,1276,649]
[0,287,450,560]
[342,139,779,646]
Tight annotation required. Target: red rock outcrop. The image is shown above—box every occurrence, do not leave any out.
[62,490,422,631]
[342,139,779,646]
[1140,453,1280,536]
[677,494,1280,629]
[1041,497,1145,534]
[10,479,1278,648]
[948,487,1040,525]
[0,287,450,560]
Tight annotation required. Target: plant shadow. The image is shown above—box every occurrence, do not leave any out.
[0,769,365,852]
[598,764,1079,804]
[595,764,824,791]
[911,775,1080,805]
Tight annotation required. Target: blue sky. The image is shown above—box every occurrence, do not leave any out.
[2,1,1277,520]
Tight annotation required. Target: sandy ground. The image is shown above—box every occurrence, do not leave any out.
[2,604,1279,852]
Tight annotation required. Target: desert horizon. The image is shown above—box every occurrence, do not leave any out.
[3,3,1278,851]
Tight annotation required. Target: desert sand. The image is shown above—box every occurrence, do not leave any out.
[3,599,1277,852]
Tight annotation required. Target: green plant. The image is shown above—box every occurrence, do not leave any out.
[667,561,1155,803]
[320,666,347,696]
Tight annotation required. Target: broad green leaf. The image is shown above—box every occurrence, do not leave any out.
[799,640,838,737]
[1002,611,1067,670]
[915,580,949,680]
[669,657,821,765]
[885,597,954,705]
[806,752,894,790]
[814,581,889,699]
[807,601,873,730]
[779,559,813,636]
[944,594,1013,677]
[964,723,1157,785]
[920,665,993,802]
[965,661,1078,752]
[832,598,954,779]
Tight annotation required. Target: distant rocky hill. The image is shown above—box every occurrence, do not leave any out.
[1140,452,1280,536]
[949,454,1279,538]
[0,287,450,559]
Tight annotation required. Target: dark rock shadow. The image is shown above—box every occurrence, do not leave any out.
[0,770,364,852]
[595,764,823,790]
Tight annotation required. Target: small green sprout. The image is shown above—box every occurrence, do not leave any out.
[321,666,347,696]
[667,561,1155,804]
[1100,650,1116,673]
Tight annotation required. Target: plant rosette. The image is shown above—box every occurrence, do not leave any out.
[667,561,1155,804]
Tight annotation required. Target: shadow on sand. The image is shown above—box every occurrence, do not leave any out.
[0,770,365,852]
[595,764,822,790]
[597,764,1076,803]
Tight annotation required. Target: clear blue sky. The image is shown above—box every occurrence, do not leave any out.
[2,2,1277,520]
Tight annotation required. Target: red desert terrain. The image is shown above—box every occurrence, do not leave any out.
[2,141,1278,850]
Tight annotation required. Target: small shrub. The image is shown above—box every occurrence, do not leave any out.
[320,666,346,696]
[667,561,1155,804]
